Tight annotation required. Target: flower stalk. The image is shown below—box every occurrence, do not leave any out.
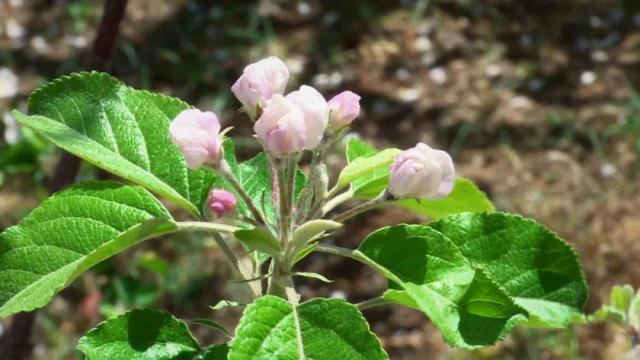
[331,190,389,223]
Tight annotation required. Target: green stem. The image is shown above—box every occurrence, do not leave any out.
[321,188,354,217]
[356,296,390,310]
[176,221,239,234]
[315,244,364,263]
[276,158,292,252]
[219,160,266,225]
[269,156,297,297]
[198,229,262,298]
[331,190,388,223]
[315,243,404,285]
[294,149,321,224]
[325,183,344,201]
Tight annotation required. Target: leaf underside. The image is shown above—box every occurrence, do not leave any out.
[358,212,587,348]
[0,181,176,317]
[14,72,215,215]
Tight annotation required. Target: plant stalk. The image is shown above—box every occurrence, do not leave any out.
[178,221,260,297]
[177,221,239,234]
[356,296,391,310]
[331,190,389,223]
[321,188,354,217]
[211,232,262,298]
[268,156,297,297]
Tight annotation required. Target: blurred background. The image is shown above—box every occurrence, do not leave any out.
[1,0,640,358]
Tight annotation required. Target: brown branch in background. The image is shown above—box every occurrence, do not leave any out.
[0,1,129,359]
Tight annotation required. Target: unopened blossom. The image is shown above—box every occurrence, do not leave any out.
[169,109,223,169]
[254,85,328,157]
[285,85,328,150]
[231,56,289,118]
[328,90,361,129]
[208,189,237,218]
[388,143,455,200]
[254,94,306,157]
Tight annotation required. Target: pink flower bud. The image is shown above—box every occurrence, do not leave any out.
[286,85,328,150]
[254,94,307,157]
[208,189,237,218]
[169,109,223,169]
[328,91,361,129]
[388,143,455,200]
[231,56,289,118]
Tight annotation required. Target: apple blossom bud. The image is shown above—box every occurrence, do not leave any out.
[169,109,223,169]
[254,94,306,157]
[231,56,289,118]
[388,143,455,200]
[328,91,361,129]
[208,189,237,218]
[286,85,328,150]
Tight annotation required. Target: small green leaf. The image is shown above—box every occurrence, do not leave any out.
[593,285,636,326]
[14,72,215,216]
[210,300,243,311]
[77,308,200,360]
[290,219,342,255]
[0,181,177,317]
[611,285,635,313]
[294,272,333,283]
[229,295,388,359]
[234,227,280,256]
[358,212,587,348]
[187,318,232,337]
[293,243,318,265]
[338,147,400,188]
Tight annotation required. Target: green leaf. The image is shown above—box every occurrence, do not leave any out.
[233,227,280,256]
[13,72,215,216]
[344,139,494,219]
[77,308,200,360]
[293,243,318,265]
[210,300,243,311]
[197,344,229,360]
[294,272,333,283]
[187,318,232,337]
[344,139,394,197]
[357,212,587,348]
[236,152,306,226]
[397,178,495,220]
[339,145,400,190]
[229,295,388,359]
[0,181,177,317]
[611,285,635,313]
[290,219,342,256]
[594,285,635,325]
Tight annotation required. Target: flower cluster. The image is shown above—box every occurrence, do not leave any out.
[169,56,455,218]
